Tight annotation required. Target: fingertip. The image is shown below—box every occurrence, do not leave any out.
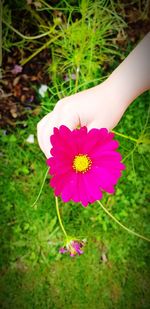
[87,121,110,132]
[57,111,80,132]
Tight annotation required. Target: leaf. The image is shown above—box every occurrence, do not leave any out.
[48,217,57,233]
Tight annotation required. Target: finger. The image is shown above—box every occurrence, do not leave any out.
[87,120,111,132]
[38,110,80,158]
[37,111,54,158]
[57,109,80,131]
[45,110,80,157]
[87,121,105,131]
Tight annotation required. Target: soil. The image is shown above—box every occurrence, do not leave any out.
[0,49,51,128]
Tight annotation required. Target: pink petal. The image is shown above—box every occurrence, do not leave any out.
[83,171,103,203]
[61,173,78,202]
[77,174,90,206]
[71,127,88,153]
[50,170,75,195]
[83,128,115,154]
[92,166,120,187]
[92,155,125,171]
[92,140,119,152]
[47,157,72,175]
[91,150,122,161]
[51,126,76,154]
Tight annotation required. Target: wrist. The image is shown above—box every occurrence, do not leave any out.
[106,33,150,110]
[106,72,133,111]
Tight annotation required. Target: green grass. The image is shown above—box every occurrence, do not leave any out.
[1,91,150,308]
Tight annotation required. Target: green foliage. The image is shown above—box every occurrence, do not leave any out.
[48,0,125,85]
[2,0,126,77]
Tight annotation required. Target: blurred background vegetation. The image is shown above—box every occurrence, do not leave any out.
[0,0,150,308]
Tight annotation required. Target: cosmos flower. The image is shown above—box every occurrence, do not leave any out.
[47,126,125,206]
[59,239,86,257]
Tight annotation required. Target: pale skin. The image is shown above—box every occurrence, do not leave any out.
[37,32,150,158]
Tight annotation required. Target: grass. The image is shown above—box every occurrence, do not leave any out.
[1,0,150,308]
[1,91,150,308]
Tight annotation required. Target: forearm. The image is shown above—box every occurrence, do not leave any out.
[108,32,150,109]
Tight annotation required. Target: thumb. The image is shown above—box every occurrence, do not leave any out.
[37,111,54,158]
[37,109,80,158]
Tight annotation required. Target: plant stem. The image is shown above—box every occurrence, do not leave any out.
[111,130,138,143]
[122,143,138,163]
[2,19,52,40]
[55,197,68,237]
[32,168,49,208]
[20,35,61,65]
[98,200,150,242]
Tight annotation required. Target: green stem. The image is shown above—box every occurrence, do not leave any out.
[97,201,150,242]
[122,143,138,163]
[55,197,68,237]
[2,19,52,40]
[20,34,61,65]
[111,130,138,143]
[32,168,49,208]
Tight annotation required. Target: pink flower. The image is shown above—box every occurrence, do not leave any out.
[11,64,23,75]
[47,126,125,206]
[59,239,86,257]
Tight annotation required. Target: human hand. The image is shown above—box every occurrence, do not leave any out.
[37,33,150,158]
[37,79,127,158]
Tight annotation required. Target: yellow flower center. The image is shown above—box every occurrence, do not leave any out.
[73,154,92,173]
